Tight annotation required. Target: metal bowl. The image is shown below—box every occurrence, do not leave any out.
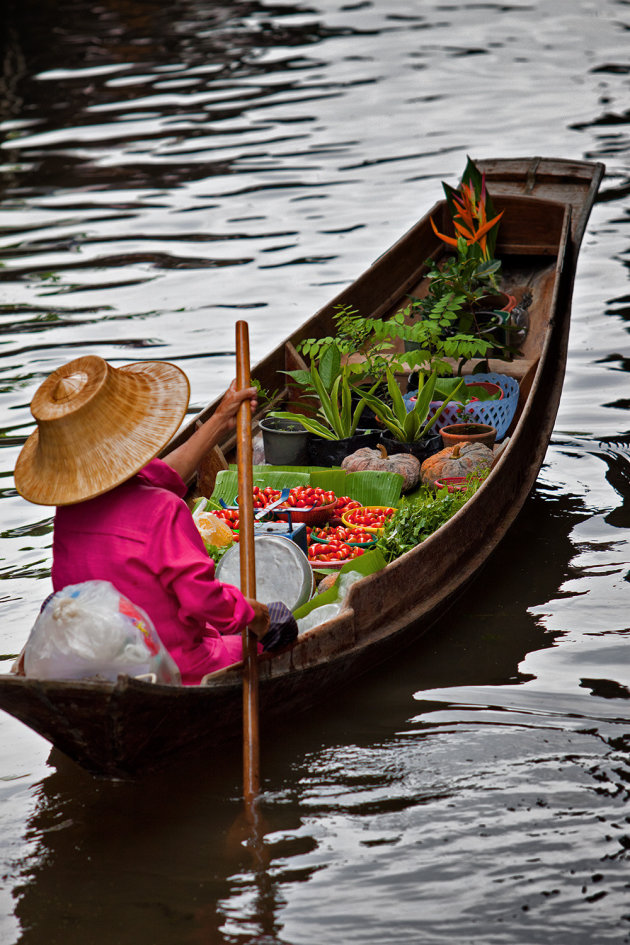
[215,534,314,611]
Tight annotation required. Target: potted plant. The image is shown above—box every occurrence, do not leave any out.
[304,299,497,389]
[405,156,526,363]
[270,346,379,466]
[431,156,504,278]
[356,367,465,462]
[258,416,310,465]
[298,304,396,417]
[440,422,497,449]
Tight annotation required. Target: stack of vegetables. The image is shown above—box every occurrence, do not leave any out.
[192,461,487,572]
[192,466,403,570]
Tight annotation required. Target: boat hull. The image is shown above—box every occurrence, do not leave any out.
[0,157,605,778]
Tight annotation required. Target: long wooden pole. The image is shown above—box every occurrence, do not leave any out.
[235,320,260,803]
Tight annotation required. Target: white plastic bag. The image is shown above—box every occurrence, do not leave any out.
[296,570,366,634]
[23,581,181,685]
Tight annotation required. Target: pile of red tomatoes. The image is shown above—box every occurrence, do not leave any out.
[250,484,339,509]
[251,485,281,509]
[279,485,336,509]
[311,524,376,546]
[211,486,396,567]
[342,506,396,531]
[308,541,365,564]
[334,496,361,516]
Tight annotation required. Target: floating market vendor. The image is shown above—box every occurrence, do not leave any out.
[13,354,273,684]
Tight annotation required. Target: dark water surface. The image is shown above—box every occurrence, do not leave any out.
[1,1,630,942]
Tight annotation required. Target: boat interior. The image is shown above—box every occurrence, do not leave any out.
[187,192,570,499]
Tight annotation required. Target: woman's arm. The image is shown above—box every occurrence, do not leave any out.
[162,380,257,483]
[158,498,270,639]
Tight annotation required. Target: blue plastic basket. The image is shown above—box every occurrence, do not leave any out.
[405,373,520,441]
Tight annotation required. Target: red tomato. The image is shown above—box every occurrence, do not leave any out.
[344,505,394,530]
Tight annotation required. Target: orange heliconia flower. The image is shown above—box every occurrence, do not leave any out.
[431,174,503,260]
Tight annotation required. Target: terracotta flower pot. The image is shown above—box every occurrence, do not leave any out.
[476,292,517,314]
[440,423,497,449]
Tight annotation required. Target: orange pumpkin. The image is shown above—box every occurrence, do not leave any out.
[420,442,493,486]
[341,444,420,491]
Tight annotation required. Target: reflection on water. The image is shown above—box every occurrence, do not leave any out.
[1,0,630,942]
[9,485,630,944]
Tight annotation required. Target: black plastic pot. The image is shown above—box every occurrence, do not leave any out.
[259,417,309,465]
[350,387,385,429]
[307,430,380,467]
[378,431,443,463]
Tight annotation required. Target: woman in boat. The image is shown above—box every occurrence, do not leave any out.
[13,354,272,685]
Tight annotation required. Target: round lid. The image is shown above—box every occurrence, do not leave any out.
[216,534,314,611]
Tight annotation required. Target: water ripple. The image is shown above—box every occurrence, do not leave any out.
[2,1,630,942]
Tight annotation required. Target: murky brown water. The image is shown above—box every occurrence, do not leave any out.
[1,1,630,942]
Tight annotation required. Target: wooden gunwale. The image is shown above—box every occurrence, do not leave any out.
[0,158,604,778]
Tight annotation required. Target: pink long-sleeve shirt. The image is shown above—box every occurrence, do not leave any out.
[52,458,255,685]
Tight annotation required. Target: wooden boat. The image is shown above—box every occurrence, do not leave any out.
[0,157,604,778]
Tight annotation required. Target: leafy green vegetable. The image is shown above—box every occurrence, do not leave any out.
[202,540,232,564]
[377,476,485,562]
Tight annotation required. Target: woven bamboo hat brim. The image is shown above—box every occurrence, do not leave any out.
[14,355,190,506]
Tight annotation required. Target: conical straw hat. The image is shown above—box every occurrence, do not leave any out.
[14,355,190,506]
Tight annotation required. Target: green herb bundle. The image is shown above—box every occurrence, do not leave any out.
[377,477,484,562]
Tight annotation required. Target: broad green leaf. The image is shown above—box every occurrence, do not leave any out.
[270,411,336,439]
[281,369,311,387]
[386,368,407,422]
[329,375,345,438]
[350,398,366,435]
[210,470,240,504]
[212,467,403,510]
[293,548,387,619]
[412,370,437,419]
[345,470,403,505]
[319,343,341,391]
[310,364,337,430]
[309,469,348,495]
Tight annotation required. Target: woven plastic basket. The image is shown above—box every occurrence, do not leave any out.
[405,373,519,440]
